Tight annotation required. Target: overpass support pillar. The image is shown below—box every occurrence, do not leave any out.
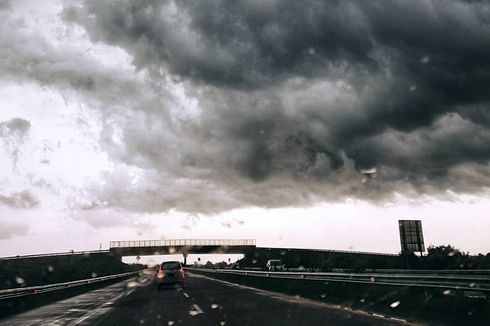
[183,253,188,266]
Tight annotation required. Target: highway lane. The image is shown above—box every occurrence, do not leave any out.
[0,271,413,326]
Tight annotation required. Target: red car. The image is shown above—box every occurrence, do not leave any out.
[156,261,185,290]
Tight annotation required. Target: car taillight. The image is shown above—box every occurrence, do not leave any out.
[157,269,165,278]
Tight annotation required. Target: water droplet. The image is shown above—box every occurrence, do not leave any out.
[390,301,400,308]
[169,247,176,254]
[421,56,430,64]
[167,321,174,326]
[443,290,451,295]
[47,265,54,272]
[370,277,376,282]
[220,322,226,326]
[360,298,366,303]
[91,272,98,278]
[188,310,199,316]
[320,294,326,298]
[360,167,377,175]
[127,281,138,288]
[211,304,219,309]
[409,85,417,91]
[308,47,316,55]
[15,276,25,285]
[139,319,145,324]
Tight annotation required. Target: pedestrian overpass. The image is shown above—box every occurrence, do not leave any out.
[109,239,256,265]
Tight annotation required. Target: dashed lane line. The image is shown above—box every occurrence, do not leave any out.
[192,304,204,314]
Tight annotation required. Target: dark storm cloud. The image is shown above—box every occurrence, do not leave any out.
[46,0,490,210]
[1,117,31,169]
[0,190,39,209]
[0,118,30,138]
[0,4,148,112]
[0,221,28,240]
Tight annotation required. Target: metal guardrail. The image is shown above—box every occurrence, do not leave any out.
[110,239,256,248]
[0,250,111,261]
[187,268,490,293]
[0,271,139,300]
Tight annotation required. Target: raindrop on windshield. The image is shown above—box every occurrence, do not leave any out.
[188,310,199,316]
[390,301,400,308]
[211,304,219,309]
[15,276,25,285]
[127,281,138,288]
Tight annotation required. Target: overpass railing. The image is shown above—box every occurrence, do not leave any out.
[110,239,256,248]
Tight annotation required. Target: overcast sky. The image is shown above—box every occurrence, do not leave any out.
[1,0,490,258]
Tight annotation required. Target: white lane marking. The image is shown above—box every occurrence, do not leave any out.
[68,287,138,325]
[188,272,416,325]
[192,304,204,314]
[183,292,190,298]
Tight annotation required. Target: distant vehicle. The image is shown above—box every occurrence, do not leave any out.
[156,261,185,289]
[266,259,285,271]
[228,263,240,269]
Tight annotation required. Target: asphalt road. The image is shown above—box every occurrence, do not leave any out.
[0,271,413,326]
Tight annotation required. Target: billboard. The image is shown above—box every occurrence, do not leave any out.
[399,220,425,254]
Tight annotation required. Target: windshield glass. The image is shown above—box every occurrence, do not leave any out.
[1,1,489,326]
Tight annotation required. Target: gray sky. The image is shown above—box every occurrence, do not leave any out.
[1,0,490,257]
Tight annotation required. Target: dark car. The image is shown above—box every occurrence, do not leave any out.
[156,261,185,289]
